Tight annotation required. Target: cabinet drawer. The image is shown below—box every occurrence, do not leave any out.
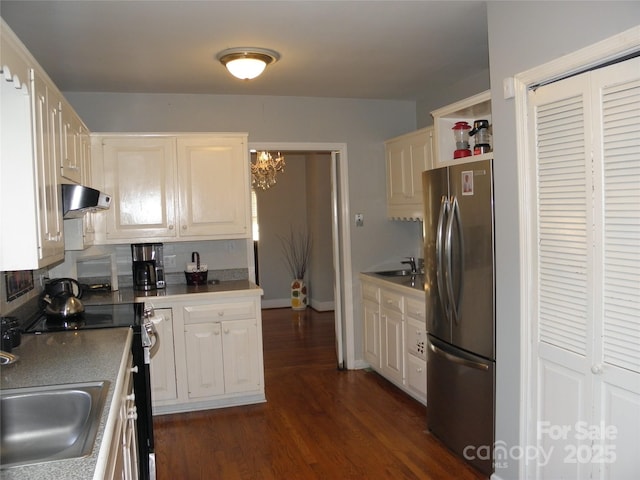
[406,354,427,397]
[183,301,256,324]
[406,317,427,360]
[405,297,426,323]
[380,290,403,313]
[361,281,379,303]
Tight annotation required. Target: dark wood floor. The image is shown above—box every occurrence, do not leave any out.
[153,308,486,479]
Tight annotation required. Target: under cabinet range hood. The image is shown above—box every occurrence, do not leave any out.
[62,184,112,219]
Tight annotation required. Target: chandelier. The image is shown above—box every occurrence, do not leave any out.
[251,151,285,190]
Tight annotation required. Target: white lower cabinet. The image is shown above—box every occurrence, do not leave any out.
[144,290,265,415]
[149,308,177,403]
[104,352,139,480]
[380,288,405,385]
[184,322,225,398]
[360,274,427,404]
[405,316,427,398]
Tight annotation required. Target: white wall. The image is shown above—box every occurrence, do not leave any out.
[485,2,640,479]
[306,152,334,309]
[65,92,421,363]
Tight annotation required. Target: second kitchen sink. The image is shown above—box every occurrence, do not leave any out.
[374,269,416,277]
[0,381,109,469]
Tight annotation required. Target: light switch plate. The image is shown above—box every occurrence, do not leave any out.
[355,213,364,227]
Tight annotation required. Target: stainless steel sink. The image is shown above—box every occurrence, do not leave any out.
[375,269,416,277]
[0,381,109,468]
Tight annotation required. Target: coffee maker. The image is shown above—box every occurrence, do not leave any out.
[131,243,165,290]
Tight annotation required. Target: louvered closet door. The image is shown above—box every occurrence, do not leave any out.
[530,72,596,480]
[529,57,640,480]
[590,58,640,480]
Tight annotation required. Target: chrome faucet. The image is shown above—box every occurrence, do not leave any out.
[401,256,418,274]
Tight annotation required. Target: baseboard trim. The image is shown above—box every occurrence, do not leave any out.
[260,298,335,311]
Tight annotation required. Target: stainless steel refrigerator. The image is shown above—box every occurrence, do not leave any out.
[422,159,495,476]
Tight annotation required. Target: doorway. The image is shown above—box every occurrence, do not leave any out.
[248,142,353,370]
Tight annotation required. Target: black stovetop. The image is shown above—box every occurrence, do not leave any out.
[25,302,143,333]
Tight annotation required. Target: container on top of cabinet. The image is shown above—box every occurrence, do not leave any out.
[431,90,492,168]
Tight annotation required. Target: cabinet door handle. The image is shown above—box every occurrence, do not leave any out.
[224,329,230,334]
[168,225,174,230]
[182,225,187,230]
[217,311,224,316]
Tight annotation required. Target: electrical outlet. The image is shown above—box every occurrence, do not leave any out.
[355,213,364,227]
[164,255,177,268]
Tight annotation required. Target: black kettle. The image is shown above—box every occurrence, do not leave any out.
[44,278,83,298]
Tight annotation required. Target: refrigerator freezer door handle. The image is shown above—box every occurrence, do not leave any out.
[444,196,463,324]
[453,197,464,321]
[429,341,489,371]
[436,196,450,320]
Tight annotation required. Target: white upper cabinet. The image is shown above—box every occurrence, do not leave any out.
[0,61,66,270]
[99,136,178,241]
[384,126,433,220]
[93,133,250,244]
[176,136,250,238]
[1,19,90,268]
[431,90,492,167]
[60,104,86,184]
[32,72,65,264]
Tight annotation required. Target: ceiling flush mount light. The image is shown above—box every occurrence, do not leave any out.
[252,151,285,190]
[217,47,280,80]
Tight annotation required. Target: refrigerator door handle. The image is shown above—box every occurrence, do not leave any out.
[444,196,463,324]
[436,196,450,319]
[429,341,489,371]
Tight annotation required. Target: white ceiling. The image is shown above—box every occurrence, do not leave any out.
[0,0,489,101]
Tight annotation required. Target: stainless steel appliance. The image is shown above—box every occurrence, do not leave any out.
[24,302,157,480]
[132,243,165,290]
[422,159,495,476]
[61,184,111,219]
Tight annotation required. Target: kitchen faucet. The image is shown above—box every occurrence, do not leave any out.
[401,256,418,274]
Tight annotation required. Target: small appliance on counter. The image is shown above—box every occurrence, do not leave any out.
[1,316,22,353]
[132,243,165,291]
[185,251,208,285]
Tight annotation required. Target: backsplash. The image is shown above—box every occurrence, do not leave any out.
[48,239,250,282]
[81,268,248,289]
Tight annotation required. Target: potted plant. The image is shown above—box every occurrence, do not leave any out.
[278,228,312,310]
